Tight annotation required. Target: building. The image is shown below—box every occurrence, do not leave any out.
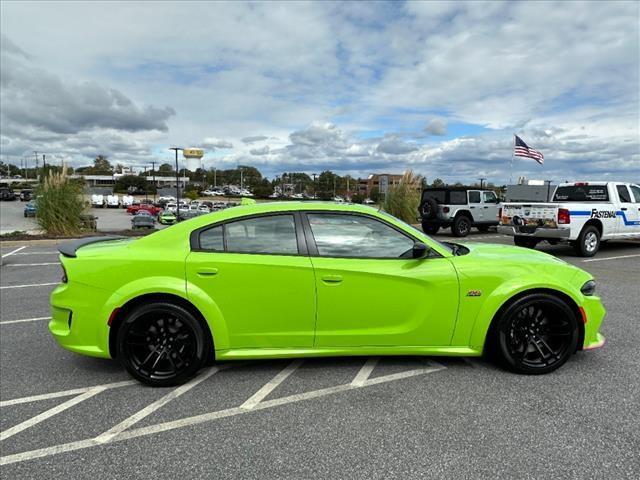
[72,174,189,189]
[358,174,404,197]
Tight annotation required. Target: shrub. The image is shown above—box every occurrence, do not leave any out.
[382,170,422,224]
[36,169,86,236]
[184,189,199,201]
[350,193,365,204]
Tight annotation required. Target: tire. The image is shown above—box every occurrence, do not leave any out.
[117,302,209,387]
[452,215,471,237]
[23,212,27,217]
[490,293,579,375]
[421,197,439,220]
[477,225,490,232]
[574,225,600,257]
[514,236,539,249]
[422,223,439,235]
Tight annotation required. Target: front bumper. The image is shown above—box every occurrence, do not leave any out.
[498,225,571,239]
[580,295,607,351]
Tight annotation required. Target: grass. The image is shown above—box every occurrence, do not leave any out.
[382,170,422,224]
[36,169,86,236]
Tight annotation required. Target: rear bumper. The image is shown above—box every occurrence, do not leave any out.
[498,225,571,239]
[49,282,117,359]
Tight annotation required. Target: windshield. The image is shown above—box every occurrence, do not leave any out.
[553,185,609,202]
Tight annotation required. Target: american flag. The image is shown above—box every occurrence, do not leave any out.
[514,135,544,165]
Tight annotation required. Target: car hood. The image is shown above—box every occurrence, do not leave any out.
[457,242,571,266]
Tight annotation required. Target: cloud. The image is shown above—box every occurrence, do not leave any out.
[1,38,175,136]
[250,145,270,156]
[376,136,419,155]
[425,118,447,136]
[201,137,233,149]
[242,135,269,144]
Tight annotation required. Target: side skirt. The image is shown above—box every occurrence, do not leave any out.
[215,346,482,361]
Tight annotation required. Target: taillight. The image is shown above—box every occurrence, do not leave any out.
[61,264,68,283]
[558,208,571,224]
[443,206,450,213]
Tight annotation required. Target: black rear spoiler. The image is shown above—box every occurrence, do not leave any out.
[58,236,126,258]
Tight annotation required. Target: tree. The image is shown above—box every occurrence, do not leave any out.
[252,178,274,197]
[158,163,174,174]
[431,178,445,187]
[84,155,113,175]
[369,187,380,203]
[317,170,341,200]
[114,175,148,193]
[350,193,365,204]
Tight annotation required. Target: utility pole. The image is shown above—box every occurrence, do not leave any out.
[33,151,39,181]
[143,166,148,202]
[479,177,486,189]
[169,147,183,219]
[239,167,244,191]
[312,173,318,198]
[151,161,157,201]
[333,176,336,198]
[213,167,217,188]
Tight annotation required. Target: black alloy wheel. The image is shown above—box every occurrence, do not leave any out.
[117,302,208,386]
[452,215,471,237]
[493,294,579,374]
[422,223,440,235]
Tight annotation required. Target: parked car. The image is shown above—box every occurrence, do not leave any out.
[499,181,640,256]
[158,195,176,203]
[19,189,32,201]
[198,205,210,213]
[165,202,177,213]
[131,210,156,229]
[0,188,17,201]
[23,200,37,217]
[121,195,135,207]
[419,187,500,237]
[127,203,162,216]
[51,202,606,386]
[106,194,120,208]
[158,210,177,225]
[91,194,106,208]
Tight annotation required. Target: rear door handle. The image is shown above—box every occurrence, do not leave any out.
[620,207,627,211]
[197,268,219,276]
[483,206,489,209]
[321,274,343,284]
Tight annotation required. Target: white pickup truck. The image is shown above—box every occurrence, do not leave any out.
[498,181,640,256]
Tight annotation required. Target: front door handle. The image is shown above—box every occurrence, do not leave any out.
[197,268,219,276]
[321,274,343,284]
[483,206,489,209]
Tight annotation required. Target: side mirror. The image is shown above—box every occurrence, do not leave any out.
[412,242,429,259]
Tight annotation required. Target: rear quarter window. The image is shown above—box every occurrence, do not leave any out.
[449,191,467,204]
[553,186,609,202]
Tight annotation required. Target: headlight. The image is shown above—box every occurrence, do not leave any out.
[581,280,596,296]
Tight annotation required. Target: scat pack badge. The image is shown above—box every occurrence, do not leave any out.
[466,290,482,297]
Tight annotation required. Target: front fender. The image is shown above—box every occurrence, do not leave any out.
[465,275,583,350]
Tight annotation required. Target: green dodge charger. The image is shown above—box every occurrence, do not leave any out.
[50,202,605,386]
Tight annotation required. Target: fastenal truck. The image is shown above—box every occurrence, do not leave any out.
[498,182,640,256]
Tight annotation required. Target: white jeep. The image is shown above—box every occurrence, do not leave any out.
[420,187,501,237]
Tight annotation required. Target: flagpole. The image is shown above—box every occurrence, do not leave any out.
[509,134,515,184]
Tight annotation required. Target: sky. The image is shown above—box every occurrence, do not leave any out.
[1,0,638,184]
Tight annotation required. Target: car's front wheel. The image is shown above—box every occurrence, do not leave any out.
[116,302,209,386]
[491,294,579,374]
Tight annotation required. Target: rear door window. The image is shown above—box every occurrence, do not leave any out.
[226,215,298,255]
[616,185,632,203]
[468,191,481,203]
[449,191,467,204]
[629,185,640,203]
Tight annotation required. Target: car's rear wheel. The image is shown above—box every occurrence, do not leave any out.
[452,215,471,237]
[574,225,600,257]
[514,236,538,249]
[492,294,579,374]
[422,223,439,235]
[117,302,208,386]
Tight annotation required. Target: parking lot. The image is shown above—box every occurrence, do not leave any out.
[1,231,639,479]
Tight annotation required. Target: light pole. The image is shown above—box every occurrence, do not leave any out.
[151,161,157,201]
[479,177,486,189]
[169,147,183,218]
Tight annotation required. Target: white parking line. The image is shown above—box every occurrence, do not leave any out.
[583,253,640,263]
[4,262,60,267]
[1,246,26,258]
[13,251,59,255]
[0,380,136,407]
[0,317,51,326]
[95,367,220,444]
[240,359,303,410]
[0,282,58,290]
[350,357,379,386]
[0,387,107,441]
[0,359,447,466]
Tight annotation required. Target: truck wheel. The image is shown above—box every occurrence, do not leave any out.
[514,236,538,249]
[422,223,439,235]
[574,225,600,257]
[452,215,471,237]
[421,198,439,220]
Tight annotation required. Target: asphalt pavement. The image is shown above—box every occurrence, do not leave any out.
[0,231,639,479]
